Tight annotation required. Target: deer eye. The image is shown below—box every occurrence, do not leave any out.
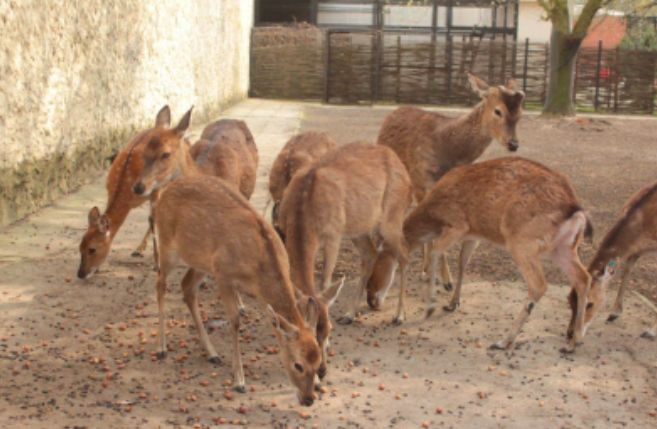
[294,362,304,373]
[586,302,594,309]
[88,248,96,255]
[161,152,171,160]
[494,108,503,117]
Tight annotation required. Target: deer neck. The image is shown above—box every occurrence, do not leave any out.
[103,196,132,240]
[444,102,494,166]
[178,148,202,178]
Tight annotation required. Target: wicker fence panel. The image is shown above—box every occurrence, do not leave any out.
[250,26,657,114]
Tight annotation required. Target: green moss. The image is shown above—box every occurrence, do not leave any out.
[0,126,137,227]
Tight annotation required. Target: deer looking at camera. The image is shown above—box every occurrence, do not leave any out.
[77,106,175,280]
[278,142,412,345]
[154,175,323,406]
[370,73,524,302]
[574,180,657,339]
[368,157,594,353]
[267,132,337,235]
[133,115,258,200]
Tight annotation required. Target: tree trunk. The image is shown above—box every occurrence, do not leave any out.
[543,28,582,116]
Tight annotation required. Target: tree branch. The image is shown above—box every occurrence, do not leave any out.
[571,0,605,38]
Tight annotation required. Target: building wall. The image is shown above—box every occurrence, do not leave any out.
[0,0,253,226]
[518,1,552,43]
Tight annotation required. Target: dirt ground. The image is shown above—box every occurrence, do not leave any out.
[1,100,657,429]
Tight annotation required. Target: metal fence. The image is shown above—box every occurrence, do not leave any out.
[250,25,657,114]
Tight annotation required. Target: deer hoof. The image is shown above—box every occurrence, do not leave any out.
[443,282,453,292]
[238,307,247,317]
[131,250,144,258]
[640,330,656,340]
[233,384,247,394]
[208,356,222,365]
[489,340,509,351]
[337,315,353,325]
[559,345,576,355]
[606,313,620,323]
[391,316,405,326]
[156,351,167,360]
[443,303,459,313]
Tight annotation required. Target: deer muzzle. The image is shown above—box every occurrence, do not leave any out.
[507,139,519,152]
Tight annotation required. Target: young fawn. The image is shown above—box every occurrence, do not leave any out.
[575,180,657,339]
[154,175,322,406]
[267,132,337,235]
[374,73,524,297]
[278,142,412,333]
[77,105,175,279]
[368,157,594,352]
[133,116,258,200]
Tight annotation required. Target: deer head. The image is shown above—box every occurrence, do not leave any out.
[468,73,525,152]
[78,207,111,279]
[296,277,345,380]
[267,305,322,406]
[133,107,193,197]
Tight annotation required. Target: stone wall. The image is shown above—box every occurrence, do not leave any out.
[0,0,253,226]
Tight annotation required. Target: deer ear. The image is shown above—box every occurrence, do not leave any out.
[320,276,345,308]
[267,305,299,341]
[97,214,110,235]
[298,296,319,332]
[468,73,490,98]
[155,105,171,128]
[88,207,101,226]
[174,106,193,136]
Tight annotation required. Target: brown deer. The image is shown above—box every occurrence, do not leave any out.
[267,132,337,235]
[77,106,174,279]
[574,180,657,339]
[153,174,322,406]
[133,117,258,200]
[373,73,524,297]
[368,157,594,352]
[278,142,412,341]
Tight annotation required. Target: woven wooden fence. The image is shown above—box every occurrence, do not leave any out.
[251,25,657,114]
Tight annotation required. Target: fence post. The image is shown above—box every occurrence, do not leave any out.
[323,30,331,103]
[522,38,529,93]
[613,46,620,113]
[594,40,602,111]
[395,35,401,103]
[446,35,453,103]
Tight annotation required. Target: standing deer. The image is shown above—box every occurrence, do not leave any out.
[153,175,323,406]
[368,157,594,352]
[133,117,258,200]
[575,180,657,339]
[77,105,175,279]
[372,73,524,299]
[278,142,412,342]
[267,132,337,236]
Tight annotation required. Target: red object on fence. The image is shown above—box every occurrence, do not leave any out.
[599,66,610,79]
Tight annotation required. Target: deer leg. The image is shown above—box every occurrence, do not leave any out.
[608,254,639,322]
[155,257,172,359]
[490,251,547,351]
[342,236,378,323]
[320,238,340,292]
[424,228,467,318]
[181,268,220,364]
[552,245,591,352]
[218,282,246,392]
[444,240,478,312]
[132,224,151,257]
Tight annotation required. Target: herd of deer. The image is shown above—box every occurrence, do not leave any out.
[76,74,657,406]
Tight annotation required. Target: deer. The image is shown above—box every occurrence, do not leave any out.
[77,105,175,280]
[152,174,323,406]
[278,142,412,352]
[267,131,337,236]
[572,180,657,339]
[367,157,594,353]
[370,73,524,304]
[132,116,258,200]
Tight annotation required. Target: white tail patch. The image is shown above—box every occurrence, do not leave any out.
[553,211,587,249]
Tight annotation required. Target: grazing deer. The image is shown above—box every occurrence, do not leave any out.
[267,132,337,235]
[575,180,657,339]
[133,117,258,200]
[77,106,174,279]
[373,73,524,297]
[368,157,594,352]
[278,142,412,333]
[153,175,322,406]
